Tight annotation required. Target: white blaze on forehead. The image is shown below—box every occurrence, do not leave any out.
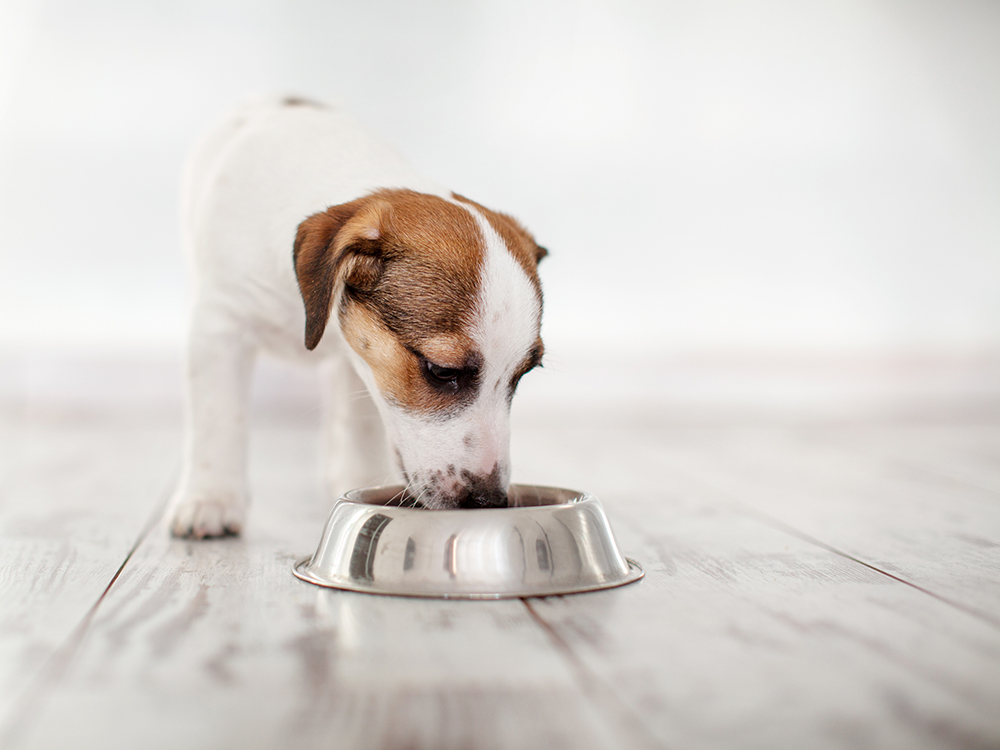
[460,205,541,393]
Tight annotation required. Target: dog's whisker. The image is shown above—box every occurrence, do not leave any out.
[412,486,433,509]
[344,391,374,403]
[387,476,416,506]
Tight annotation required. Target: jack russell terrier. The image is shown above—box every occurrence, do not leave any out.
[170,98,546,538]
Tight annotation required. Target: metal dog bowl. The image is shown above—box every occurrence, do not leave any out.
[293,484,643,599]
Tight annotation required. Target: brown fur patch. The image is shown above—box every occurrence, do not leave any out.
[419,335,475,369]
[359,190,484,345]
[296,190,485,412]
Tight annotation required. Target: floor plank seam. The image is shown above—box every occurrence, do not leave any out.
[659,447,1000,630]
[735,506,1000,631]
[521,598,668,750]
[0,465,176,749]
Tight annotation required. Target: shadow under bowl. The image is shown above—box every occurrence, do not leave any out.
[293,484,643,599]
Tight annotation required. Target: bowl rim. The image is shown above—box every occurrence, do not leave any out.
[339,483,592,511]
[292,556,644,600]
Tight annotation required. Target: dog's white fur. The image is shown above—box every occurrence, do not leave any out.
[170,98,543,538]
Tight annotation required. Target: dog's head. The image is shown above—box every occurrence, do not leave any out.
[294,189,546,508]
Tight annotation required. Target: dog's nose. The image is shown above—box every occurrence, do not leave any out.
[457,469,508,508]
[459,486,508,509]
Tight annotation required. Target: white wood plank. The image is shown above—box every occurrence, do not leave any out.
[509,417,1000,748]
[666,424,1000,619]
[0,414,177,715]
[817,422,1000,496]
[531,496,1000,750]
[8,426,652,750]
[511,417,1000,619]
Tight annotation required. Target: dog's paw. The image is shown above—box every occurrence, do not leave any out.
[169,495,246,539]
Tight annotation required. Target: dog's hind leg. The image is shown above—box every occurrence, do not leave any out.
[320,353,397,504]
[170,302,256,538]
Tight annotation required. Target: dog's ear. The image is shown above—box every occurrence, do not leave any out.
[534,245,548,263]
[293,198,387,350]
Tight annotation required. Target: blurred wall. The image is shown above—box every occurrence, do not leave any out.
[1,0,998,359]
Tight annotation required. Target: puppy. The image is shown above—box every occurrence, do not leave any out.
[170,98,546,539]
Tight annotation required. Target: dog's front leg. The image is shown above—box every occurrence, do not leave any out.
[321,353,397,503]
[170,307,256,538]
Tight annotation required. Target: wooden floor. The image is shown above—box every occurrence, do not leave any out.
[2,357,1000,750]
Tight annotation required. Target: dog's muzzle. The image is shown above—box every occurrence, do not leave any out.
[454,467,508,508]
[456,482,507,509]
[405,465,510,509]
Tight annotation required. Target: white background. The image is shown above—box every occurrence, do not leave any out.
[1,0,999,362]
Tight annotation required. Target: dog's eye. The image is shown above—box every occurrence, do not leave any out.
[425,361,461,384]
[415,351,481,396]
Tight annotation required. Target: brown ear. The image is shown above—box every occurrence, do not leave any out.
[534,245,549,263]
[293,198,386,350]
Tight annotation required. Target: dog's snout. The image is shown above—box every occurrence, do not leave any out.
[458,485,508,509]
[457,467,508,509]
[409,465,510,509]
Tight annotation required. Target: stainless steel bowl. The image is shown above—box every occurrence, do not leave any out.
[293,484,643,599]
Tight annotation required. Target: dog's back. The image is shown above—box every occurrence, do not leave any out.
[183,96,441,234]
